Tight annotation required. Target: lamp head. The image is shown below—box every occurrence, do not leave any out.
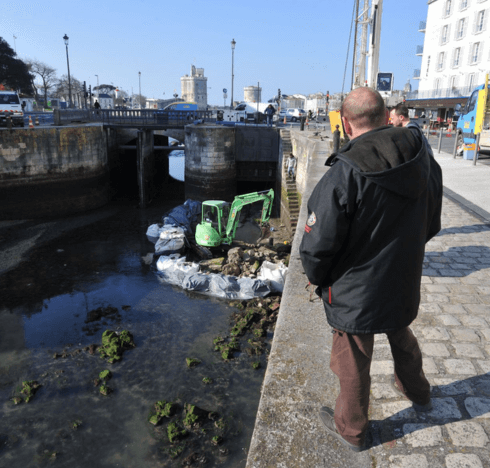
[63,34,69,46]
[231,39,236,50]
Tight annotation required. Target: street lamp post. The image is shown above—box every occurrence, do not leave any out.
[138,71,141,109]
[231,39,236,110]
[63,34,73,108]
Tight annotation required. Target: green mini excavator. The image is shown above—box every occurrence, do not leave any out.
[195,189,274,248]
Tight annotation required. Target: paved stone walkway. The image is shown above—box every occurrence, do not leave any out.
[369,197,490,467]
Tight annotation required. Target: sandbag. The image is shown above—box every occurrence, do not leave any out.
[258,261,288,292]
[154,227,187,255]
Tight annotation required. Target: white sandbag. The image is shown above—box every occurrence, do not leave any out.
[258,261,288,292]
[146,223,162,242]
[209,274,240,299]
[237,277,271,298]
[155,256,271,299]
[155,226,187,255]
[181,273,210,292]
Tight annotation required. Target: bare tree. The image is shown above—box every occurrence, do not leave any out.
[26,60,57,109]
[54,75,83,107]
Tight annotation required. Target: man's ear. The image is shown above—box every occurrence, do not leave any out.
[342,116,352,136]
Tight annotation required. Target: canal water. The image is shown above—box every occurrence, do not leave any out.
[0,150,266,467]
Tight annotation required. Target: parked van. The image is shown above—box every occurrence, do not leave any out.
[0,91,24,127]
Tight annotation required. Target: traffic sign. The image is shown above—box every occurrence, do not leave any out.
[223,88,227,93]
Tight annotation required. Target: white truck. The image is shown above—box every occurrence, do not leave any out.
[222,102,277,123]
[0,90,25,127]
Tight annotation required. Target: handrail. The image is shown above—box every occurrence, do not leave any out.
[55,108,213,127]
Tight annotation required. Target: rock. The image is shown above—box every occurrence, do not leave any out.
[222,263,241,276]
[200,257,225,273]
[227,247,244,264]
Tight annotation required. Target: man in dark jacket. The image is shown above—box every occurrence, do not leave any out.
[299,87,443,452]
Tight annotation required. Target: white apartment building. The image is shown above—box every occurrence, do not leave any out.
[416,0,490,99]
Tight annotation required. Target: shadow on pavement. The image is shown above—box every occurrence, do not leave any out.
[423,245,490,277]
[368,373,490,449]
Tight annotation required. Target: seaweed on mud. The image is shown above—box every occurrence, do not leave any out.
[167,422,187,443]
[97,330,135,363]
[10,380,42,404]
[214,296,281,362]
[148,400,176,426]
[185,358,201,368]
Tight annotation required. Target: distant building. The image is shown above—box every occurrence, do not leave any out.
[181,66,207,110]
[408,0,490,120]
[244,86,262,103]
[97,93,114,109]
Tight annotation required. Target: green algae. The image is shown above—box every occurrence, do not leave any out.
[98,370,112,380]
[185,358,201,368]
[148,400,176,426]
[98,330,135,363]
[252,361,261,370]
[99,384,111,396]
[167,422,187,443]
[71,419,82,430]
[202,377,213,384]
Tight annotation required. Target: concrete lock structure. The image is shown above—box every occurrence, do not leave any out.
[184,125,237,201]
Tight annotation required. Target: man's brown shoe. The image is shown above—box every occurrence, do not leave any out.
[318,407,365,452]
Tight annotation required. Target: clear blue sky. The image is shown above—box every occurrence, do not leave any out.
[3,0,429,104]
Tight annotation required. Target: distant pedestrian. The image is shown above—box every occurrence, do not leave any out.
[264,104,276,127]
[333,124,341,153]
[94,100,101,109]
[287,153,297,180]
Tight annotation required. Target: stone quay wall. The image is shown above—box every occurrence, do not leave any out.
[0,125,110,219]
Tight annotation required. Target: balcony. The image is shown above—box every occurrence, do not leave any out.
[416,45,424,56]
[413,69,421,80]
[405,85,473,100]
[419,21,426,32]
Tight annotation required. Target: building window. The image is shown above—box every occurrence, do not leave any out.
[457,18,466,38]
[426,56,431,77]
[445,0,452,16]
[476,10,485,32]
[442,24,449,43]
[468,73,475,90]
[438,51,446,70]
[453,47,461,66]
[450,75,457,89]
[471,42,480,62]
[460,0,468,9]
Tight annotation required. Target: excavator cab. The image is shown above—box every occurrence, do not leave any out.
[196,201,230,247]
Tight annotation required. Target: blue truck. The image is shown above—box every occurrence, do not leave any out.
[456,77,490,154]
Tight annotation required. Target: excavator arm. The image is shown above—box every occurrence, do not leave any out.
[223,189,274,244]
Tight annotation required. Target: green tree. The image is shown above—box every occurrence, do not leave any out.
[0,37,33,94]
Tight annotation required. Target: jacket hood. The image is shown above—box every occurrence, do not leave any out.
[327,126,430,199]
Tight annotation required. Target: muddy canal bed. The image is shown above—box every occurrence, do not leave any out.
[0,197,276,467]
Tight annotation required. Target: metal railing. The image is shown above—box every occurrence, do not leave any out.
[405,86,473,100]
[56,108,213,127]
